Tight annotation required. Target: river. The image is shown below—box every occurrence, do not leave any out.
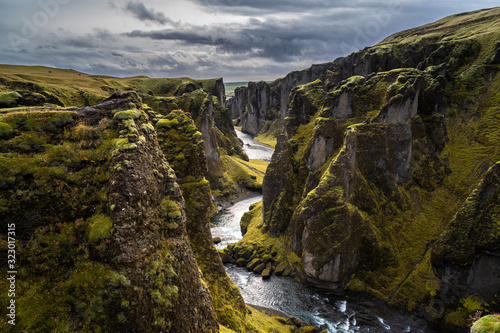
[211,130,437,333]
[234,129,274,161]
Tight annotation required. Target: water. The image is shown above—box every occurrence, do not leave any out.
[223,257,434,332]
[235,129,274,161]
[211,130,437,333]
[211,192,262,249]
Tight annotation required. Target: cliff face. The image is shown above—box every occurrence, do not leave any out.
[229,64,331,136]
[0,81,299,331]
[230,80,281,136]
[155,110,248,331]
[140,78,253,204]
[254,7,500,331]
[0,91,221,331]
[230,13,488,139]
[431,162,500,327]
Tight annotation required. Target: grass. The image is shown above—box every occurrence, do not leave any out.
[378,7,500,46]
[220,155,269,191]
[254,133,277,147]
[0,64,223,108]
[239,201,302,269]
[229,156,269,185]
[219,306,296,333]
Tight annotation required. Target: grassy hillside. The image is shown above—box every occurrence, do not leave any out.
[0,64,221,108]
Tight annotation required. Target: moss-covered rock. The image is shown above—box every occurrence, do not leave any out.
[0,122,13,139]
[155,108,250,331]
[86,213,114,242]
[471,315,500,333]
[0,92,221,332]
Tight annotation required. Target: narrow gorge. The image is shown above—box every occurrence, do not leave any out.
[0,6,499,333]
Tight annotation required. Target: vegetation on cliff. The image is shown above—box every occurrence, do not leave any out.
[0,85,290,331]
[0,91,221,331]
[0,65,262,207]
[233,7,500,332]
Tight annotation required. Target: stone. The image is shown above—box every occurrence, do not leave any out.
[236,258,248,267]
[274,262,288,276]
[218,250,231,264]
[253,263,266,274]
[261,262,273,279]
[287,317,302,327]
[236,247,253,260]
[246,258,263,271]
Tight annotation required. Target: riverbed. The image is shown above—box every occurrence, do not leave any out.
[211,129,437,333]
[235,129,274,161]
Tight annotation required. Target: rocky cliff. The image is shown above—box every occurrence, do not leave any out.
[229,9,493,141]
[155,110,248,331]
[229,64,332,136]
[234,7,500,332]
[0,91,220,331]
[0,89,298,332]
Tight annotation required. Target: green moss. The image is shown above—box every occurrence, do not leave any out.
[0,111,76,135]
[109,272,131,288]
[161,199,178,211]
[388,252,440,311]
[111,138,137,156]
[193,130,202,139]
[156,118,180,129]
[113,109,141,120]
[0,122,13,138]
[160,198,183,221]
[167,210,182,219]
[475,107,500,159]
[0,131,47,153]
[445,309,469,327]
[0,91,21,107]
[462,296,488,312]
[86,213,114,242]
[15,261,114,332]
[471,315,500,333]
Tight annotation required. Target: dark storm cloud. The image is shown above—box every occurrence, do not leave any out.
[51,28,121,49]
[190,0,380,14]
[125,15,355,62]
[0,0,498,81]
[123,1,176,26]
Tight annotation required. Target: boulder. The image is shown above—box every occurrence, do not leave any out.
[261,262,273,279]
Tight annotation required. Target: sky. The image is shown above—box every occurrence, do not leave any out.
[0,0,497,82]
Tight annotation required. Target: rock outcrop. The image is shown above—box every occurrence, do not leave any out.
[431,162,500,327]
[230,16,483,139]
[0,66,250,204]
[155,110,248,331]
[0,92,223,331]
[229,64,331,136]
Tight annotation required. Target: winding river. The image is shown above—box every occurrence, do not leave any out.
[211,130,437,333]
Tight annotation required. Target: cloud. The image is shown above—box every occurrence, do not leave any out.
[123,1,176,26]
[190,0,375,15]
[124,14,354,62]
[0,0,497,82]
